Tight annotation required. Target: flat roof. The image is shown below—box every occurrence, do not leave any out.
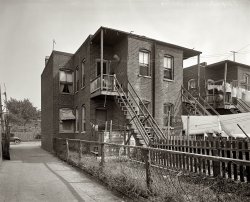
[207,60,250,69]
[91,26,201,59]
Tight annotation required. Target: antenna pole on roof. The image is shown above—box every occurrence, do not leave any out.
[230,51,237,62]
[53,39,56,51]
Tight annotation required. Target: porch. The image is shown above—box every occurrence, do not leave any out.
[90,74,120,98]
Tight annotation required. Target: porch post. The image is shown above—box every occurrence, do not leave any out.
[197,54,200,97]
[223,62,227,105]
[100,28,104,91]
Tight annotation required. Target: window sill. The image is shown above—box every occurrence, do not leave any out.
[163,78,174,82]
[81,86,86,90]
[162,126,174,130]
[81,131,86,134]
[75,131,79,133]
[60,92,74,95]
[75,91,79,94]
[59,131,74,133]
[138,75,151,79]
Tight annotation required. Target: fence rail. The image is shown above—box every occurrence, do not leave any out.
[54,137,250,183]
[152,138,250,182]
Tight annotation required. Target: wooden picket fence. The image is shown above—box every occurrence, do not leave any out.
[54,137,250,185]
[152,137,250,182]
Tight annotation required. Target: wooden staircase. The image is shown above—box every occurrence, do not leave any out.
[235,98,250,113]
[113,75,166,147]
[182,86,212,116]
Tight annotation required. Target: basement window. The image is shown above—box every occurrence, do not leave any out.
[59,70,73,94]
[59,108,75,133]
[163,103,174,127]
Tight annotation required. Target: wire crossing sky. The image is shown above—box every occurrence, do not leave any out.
[0,0,250,108]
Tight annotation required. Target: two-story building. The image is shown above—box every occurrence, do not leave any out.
[183,60,250,115]
[41,27,201,152]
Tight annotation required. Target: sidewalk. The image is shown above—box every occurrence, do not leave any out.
[0,142,128,202]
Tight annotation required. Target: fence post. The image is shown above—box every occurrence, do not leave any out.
[66,138,69,162]
[144,148,153,193]
[212,141,221,177]
[100,143,105,168]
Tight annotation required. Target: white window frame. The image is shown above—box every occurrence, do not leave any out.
[59,70,74,94]
[188,79,196,90]
[163,55,174,80]
[139,50,151,76]
[75,68,79,93]
[163,103,174,127]
[81,59,85,88]
[75,108,79,132]
[81,106,86,133]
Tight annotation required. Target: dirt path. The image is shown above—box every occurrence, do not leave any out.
[0,142,127,202]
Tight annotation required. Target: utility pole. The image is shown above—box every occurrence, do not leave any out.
[230,51,238,62]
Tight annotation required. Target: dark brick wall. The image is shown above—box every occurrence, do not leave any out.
[41,30,198,146]
[183,63,206,97]
[41,54,54,151]
[238,66,250,83]
[41,51,73,152]
[154,43,183,128]
[127,37,153,113]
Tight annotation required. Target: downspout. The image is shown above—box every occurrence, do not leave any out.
[100,28,104,91]
[197,54,201,97]
[223,62,228,106]
[152,42,156,118]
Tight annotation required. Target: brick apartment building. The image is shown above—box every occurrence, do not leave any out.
[183,60,250,114]
[41,27,201,152]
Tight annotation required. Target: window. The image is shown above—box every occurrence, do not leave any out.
[163,103,174,127]
[75,108,79,132]
[139,101,150,116]
[188,79,196,90]
[59,108,75,133]
[243,74,250,90]
[75,68,79,92]
[59,70,73,94]
[163,55,174,80]
[81,60,85,88]
[139,51,150,76]
[81,106,86,133]
[96,60,108,76]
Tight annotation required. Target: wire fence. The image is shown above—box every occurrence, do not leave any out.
[53,137,250,202]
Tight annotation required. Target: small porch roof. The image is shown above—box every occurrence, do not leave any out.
[91,26,201,59]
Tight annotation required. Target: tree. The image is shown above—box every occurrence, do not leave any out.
[6,98,39,127]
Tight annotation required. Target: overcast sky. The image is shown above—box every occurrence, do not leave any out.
[0,0,250,109]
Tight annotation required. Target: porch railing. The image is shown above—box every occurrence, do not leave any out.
[90,74,116,94]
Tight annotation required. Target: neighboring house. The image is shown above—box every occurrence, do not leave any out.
[183,60,250,115]
[41,26,201,152]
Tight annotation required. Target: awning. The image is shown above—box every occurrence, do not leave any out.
[60,108,75,120]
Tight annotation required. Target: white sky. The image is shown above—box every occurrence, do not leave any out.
[0,0,250,109]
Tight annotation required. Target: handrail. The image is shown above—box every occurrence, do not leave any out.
[182,93,203,115]
[237,98,250,112]
[127,80,166,140]
[113,75,150,145]
[182,86,211,115]
[198,96,219,115]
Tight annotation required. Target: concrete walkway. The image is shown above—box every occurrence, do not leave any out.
[0,142,128,202]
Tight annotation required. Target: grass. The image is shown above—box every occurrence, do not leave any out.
[61,149,250,202]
